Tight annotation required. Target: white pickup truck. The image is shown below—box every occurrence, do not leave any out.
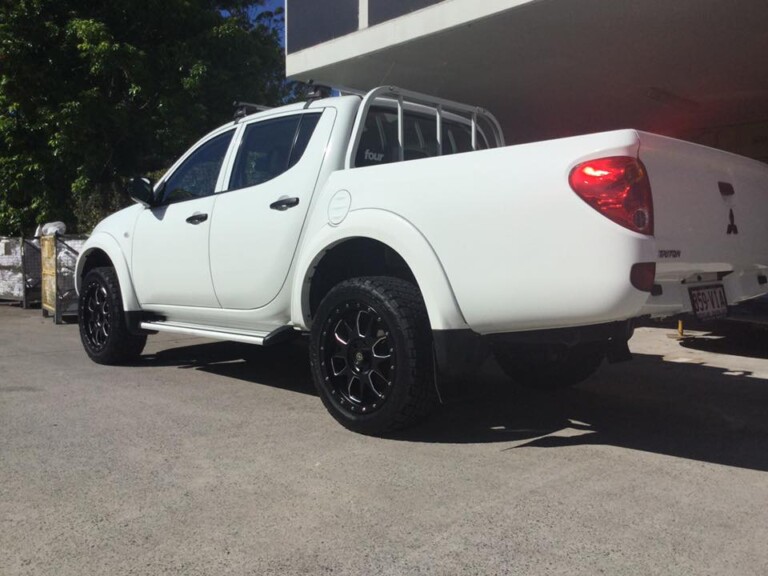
[76,86,768,434]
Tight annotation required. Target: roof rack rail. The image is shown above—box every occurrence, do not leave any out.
[345,86,505,169]
[233,101,272,121]
[302,81,333,108]
[335,85,368,97]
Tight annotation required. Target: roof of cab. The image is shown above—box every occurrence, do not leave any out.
[234,94,361,124]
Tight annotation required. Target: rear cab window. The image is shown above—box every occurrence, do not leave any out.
[355,106,489,167]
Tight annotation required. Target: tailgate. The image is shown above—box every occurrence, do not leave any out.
[638,131,768,316]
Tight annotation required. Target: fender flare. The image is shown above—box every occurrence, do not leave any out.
[75,232,141,312]
[291,209,468,331]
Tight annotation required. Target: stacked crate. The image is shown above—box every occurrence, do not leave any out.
[0,237,42,308]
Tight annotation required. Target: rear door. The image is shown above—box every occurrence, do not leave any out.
[209,108,334,309]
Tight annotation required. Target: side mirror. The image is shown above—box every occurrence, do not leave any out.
[127,177,156,207]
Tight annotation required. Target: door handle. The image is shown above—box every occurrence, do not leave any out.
[270,196,300,211]
[185,212,208,224]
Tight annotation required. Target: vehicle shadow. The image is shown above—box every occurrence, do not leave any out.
[405,353,768,471]
[643,316,768,360]
[677,323,768,360]
[137,338,316,397]
[135,337,768,471]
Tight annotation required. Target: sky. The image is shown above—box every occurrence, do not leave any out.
[264,0,286,47]
[262,0,284,13]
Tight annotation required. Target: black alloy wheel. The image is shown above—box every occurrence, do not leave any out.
[310,277,435,435]
[321,302,395,415]
[78,267,146,365]
[81,279,111,352]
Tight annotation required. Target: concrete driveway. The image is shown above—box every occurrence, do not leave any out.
[2,305,767,575]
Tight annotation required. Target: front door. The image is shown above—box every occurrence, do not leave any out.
[132,129,235,308]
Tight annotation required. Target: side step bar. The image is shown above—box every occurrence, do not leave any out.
[139,321,298,346]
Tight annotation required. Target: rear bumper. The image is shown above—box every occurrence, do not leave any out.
[641,268,768,318]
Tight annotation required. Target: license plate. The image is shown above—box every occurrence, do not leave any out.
[689,285,728,320]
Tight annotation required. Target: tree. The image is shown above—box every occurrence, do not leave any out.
[0,0,287,234]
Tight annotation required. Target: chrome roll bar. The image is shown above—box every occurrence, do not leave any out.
[344,86,505,169]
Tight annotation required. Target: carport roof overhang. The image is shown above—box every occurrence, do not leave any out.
[286,0,768,144]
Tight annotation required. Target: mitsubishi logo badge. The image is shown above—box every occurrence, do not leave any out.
[727,209,738,235]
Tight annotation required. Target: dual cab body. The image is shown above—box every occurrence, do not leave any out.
[76,87,768,433]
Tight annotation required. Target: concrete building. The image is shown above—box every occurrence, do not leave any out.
[286,0,768,161]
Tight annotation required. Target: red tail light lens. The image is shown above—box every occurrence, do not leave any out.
[569,156,654,235]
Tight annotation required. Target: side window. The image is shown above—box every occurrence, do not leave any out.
[288,114,321,169]
[161,130,234,204]
[228,113,321,191]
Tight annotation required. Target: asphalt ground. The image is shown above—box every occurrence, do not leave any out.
[2,305,768,575]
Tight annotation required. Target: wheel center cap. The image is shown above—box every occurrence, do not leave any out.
[354,351,364,365]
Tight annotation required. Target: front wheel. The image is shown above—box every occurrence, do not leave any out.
[309,277,436,435]
[79,267,147,365]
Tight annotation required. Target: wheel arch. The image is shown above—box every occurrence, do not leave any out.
[75,233,140,312]
[291,209,467,331]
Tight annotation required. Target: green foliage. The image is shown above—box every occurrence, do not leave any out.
[0,0,287,234]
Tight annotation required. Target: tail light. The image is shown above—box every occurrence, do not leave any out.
[569,156,654,235]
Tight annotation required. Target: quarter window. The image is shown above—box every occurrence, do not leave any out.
[228,113,321,191]
[161,130,234,204]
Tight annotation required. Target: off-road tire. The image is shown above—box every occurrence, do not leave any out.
[79,267,147,365]
[310,277,436,435]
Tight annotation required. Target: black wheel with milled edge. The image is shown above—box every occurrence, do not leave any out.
[79,267,146,365]
[310,277,436,435]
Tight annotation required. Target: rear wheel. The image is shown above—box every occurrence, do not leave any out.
[494,341,606,390]
[79,267,146,365]
[310,277,435,435]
